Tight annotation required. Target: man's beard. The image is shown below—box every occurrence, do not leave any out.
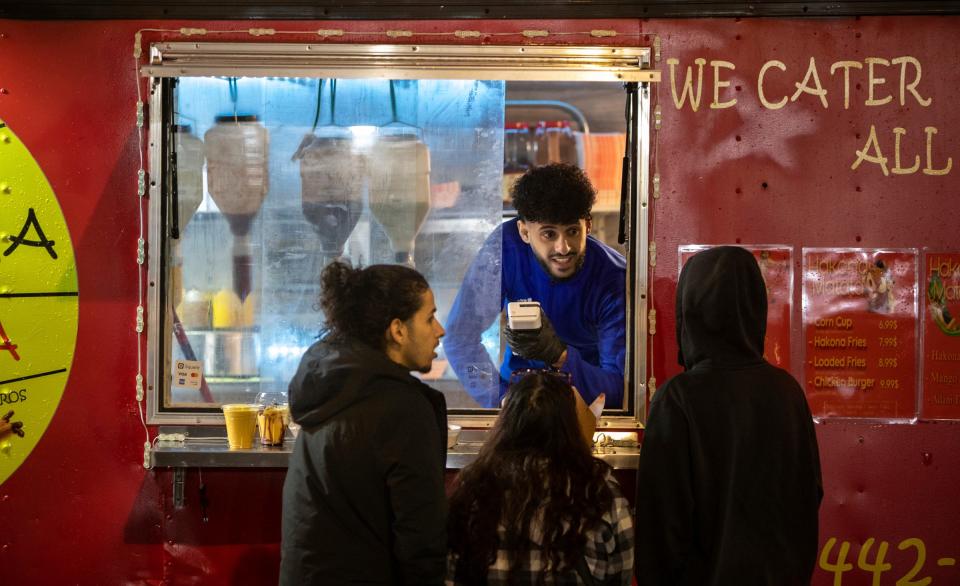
[536,250,586,282]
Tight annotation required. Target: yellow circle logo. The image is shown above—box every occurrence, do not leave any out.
[0,120,79,486]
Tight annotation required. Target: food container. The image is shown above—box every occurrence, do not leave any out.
[212,288,242,329]
[203,331,260,377]
[288,420,301,439]
[178,289,212,329]
[447,424,462,449]
[294,128,365,256]
[255,392,290,446]
[205,114,270,302]
[368,129,431,265]
[174,124,205,228]
[257,404,289,446]
[504,122,534,172]
[204,115,269,216]
[534,120,578,167]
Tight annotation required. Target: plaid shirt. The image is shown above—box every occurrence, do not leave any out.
[447,472,634,585]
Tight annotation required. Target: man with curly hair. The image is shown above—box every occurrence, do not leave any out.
[444,163,626,408]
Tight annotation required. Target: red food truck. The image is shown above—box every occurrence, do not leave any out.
[0,1,958,583]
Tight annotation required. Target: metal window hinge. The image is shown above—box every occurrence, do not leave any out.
[648,376,657,396]
[137,238,146,265]
[136,305,144,333]
[648,308,657,336]
[648,241,657,267]
[653,173,660,199]
[654,105,662,131]
[135,373,144,402]
[138,169,146,197]
[590,29,617,38]
[136,101,144,128]
[653,36,661,63]
[143,441,152,470]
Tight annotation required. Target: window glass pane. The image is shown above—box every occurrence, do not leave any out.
[445,81,630,410]
[167,77,504,409]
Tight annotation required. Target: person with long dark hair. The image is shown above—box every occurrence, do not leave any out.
[447,371,633,585]
[281,260,448,585]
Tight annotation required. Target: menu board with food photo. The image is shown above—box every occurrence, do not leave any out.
[921,251,960,420]
[679,245,793,370]
[802,248,919,420]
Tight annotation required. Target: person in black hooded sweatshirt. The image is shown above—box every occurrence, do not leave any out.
[281,260,448,586]
[635,246,823,586]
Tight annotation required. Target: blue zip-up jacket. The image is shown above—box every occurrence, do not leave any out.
[443,218,626,408]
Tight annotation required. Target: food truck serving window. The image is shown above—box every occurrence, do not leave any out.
[144,43,655,427]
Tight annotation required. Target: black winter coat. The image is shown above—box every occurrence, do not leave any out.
[636,246,823,586]
[280,339,448,585]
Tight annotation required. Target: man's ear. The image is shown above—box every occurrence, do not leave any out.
[584,217,593,235]
[516,219,532,244]
[385,317,406,347]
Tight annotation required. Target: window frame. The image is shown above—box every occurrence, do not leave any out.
[144,42,655,428]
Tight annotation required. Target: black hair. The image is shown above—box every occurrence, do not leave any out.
[448,372,613,585]
[510,163,596,225]
[319,260,429,350]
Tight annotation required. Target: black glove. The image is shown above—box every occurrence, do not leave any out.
[505,310,566,366]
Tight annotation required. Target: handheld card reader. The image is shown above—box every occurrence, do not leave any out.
[507,301,542,330]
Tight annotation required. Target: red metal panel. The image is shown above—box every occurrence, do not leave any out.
[0,19,164,585]
[649,16,960,585]
[815,421,960,585]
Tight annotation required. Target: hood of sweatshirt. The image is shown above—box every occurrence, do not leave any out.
[676,246,767,370]
[288,338,426,426]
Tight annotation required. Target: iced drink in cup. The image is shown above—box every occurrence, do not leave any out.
[221,404,258,449]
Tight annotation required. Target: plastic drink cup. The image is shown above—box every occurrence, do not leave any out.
[221,404,258,449]
[257,405,288,446]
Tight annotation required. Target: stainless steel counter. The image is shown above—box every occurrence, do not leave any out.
[152,438,295,468]
[150,428,640,470]
[446,429,640,469]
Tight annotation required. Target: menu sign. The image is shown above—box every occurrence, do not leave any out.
[802,249,918,420]
[679,245,792,370]
[921,252,960,420]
